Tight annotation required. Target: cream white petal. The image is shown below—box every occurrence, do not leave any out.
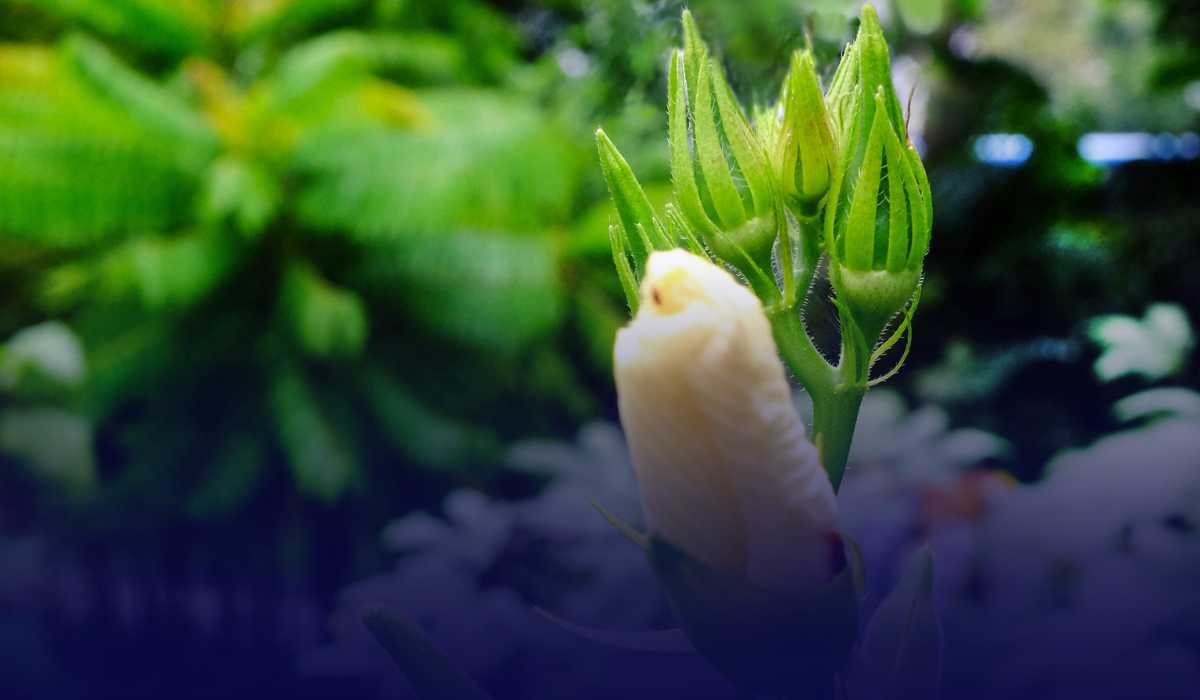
[614,250,838,592]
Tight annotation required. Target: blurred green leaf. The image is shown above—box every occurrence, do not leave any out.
[0,41,204,246]
[359,367,499,472]
[61,33,216,154]
[573,287,623,376]
[294,90,581,240]
[18,0,215,57]
[896,0,946,35]
[229,0,366,46]
[281,262,369,358]
[185,434,266,519]
[360,230,563,355]
[0,128,198,247]
[198,156,280,238]
[94,229,241,311]
[271,368,359,502]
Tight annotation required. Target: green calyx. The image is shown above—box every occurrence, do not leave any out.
[773,50,837,217]
[596,127,710,315]
[825,5,931,345]
[668,12,780,275]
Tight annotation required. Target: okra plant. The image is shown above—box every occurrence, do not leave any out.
[598,5,931,490]
[367,7,941,698]
[594,5,940,696]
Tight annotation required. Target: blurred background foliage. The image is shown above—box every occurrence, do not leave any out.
[0,0,1198,695]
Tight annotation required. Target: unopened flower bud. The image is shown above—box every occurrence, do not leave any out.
[772,50,837,216]
[824,5,932,341]
[668,12,779,273]
[614,249,839,593]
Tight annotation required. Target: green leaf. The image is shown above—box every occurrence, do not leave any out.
[361,606,493,700]
[359,230,563,356]
[21,0,214,57]
[294,90,579,241]
[271,368,358,502]
[574,277,626,365]
[198,157,280,238]
[0,129,198,247]
[229,0,365,46]
[358,367,499,472]
[61,33,216,155]
[185,435,265,519]
[851,546,943,700]
[281,262,369,358]
[896,0,947,35]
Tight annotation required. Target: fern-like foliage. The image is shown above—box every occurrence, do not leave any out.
[0,1,610,514]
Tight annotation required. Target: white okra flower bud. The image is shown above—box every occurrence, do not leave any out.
[614,249,839,593]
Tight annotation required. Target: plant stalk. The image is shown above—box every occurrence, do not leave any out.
[768,305,864,490]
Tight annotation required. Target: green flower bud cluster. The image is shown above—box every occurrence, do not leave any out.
[666,12,780,275]
[589,8,942,694]
[596,3,936,487]
[824,5,932,344]
[598,5,930,350]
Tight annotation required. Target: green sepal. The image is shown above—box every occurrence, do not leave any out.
[607,224,640,315]
[591,499,649,551]
[680,9,707,110]
[778,50,837,215]
[842,91,888,271]
[712,60,772,218]
[668,49,719,240]
[869,284,922,387]
[858,6,906,128]
[691,56,746,231]
[595,128,671,279]
[647,535,859,696]
[665,203,711,260]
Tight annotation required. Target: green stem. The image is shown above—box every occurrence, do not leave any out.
[768,304,833,399]
[809,373,865,491]
[768,303,864,489]
[768,305,864,490]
